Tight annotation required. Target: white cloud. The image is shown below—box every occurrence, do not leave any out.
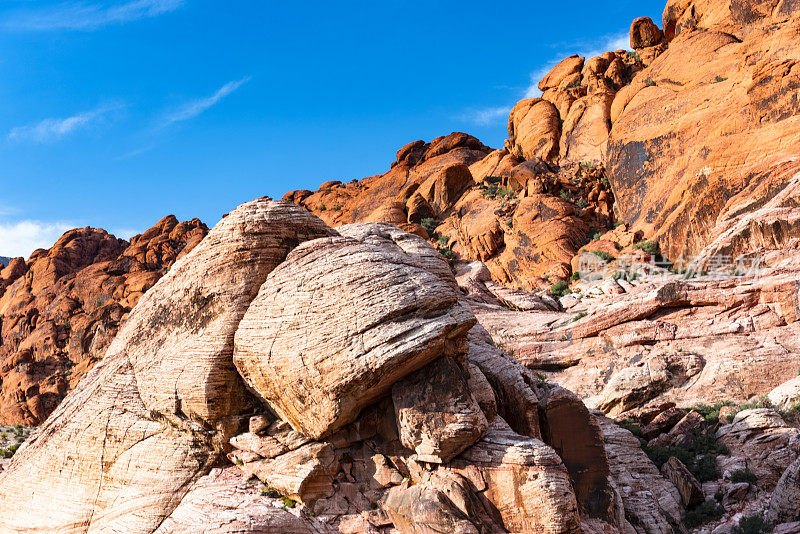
[8,104,116,143]
[458,106,512,126]
[3,0,185,31]
[525,31,631,98]
[161,77,251,127]
[0,220,74,258]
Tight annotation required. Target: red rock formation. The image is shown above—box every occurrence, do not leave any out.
[0,215,208,425]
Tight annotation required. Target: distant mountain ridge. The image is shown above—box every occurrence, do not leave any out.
[0,257,10,268]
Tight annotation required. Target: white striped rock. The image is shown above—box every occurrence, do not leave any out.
[0,199,335,533]
[233,231,475,439]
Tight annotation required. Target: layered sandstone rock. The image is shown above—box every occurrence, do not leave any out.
[0,200,618,533]
[233,232,475,439]
[0,199,333,533]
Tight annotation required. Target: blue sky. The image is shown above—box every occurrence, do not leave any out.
[0,0,665,258]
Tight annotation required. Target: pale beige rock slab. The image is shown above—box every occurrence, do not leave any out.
[392,356,487,464]
[234,230,475,439]
[0,199,335,534]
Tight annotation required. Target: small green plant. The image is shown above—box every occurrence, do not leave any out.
[691,401,736,425]
[592,231,603,241]
[261,487,280,498]
[580,161,596,170]
[632,240,660,255]
[602,175,610,188]
[497,186,514,200]
[440,248,455,260]
[576,198,588,209]
[627,50,641,62]
[567,80,582,89]
[683,500,725,528]
[732,514,773,534]
[280,496,297,508]
[693,454,720,482]
[317,203,327,211]
[533,371,548,384]
[234,458,244,466]
[730,467,758,485]
[592,250,614,263]
[559,190,572,201]
[613,221,624,228]
[571,312,588,323]
[617,418,641,437]
[714,75,728,83]
[482,183,500,199]
[550,280,571,297]
[570,272,580,281]
[331,204,342,211]
[420,218,439,235]
[645,78,656,87]
[436,234,449,247]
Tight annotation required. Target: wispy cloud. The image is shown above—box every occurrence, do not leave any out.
[525,31,631,98]
[457,106,512,126]
[160,77,251,128]
[3,0,185,32]
[0,220,74,258]
[7,104,118,143]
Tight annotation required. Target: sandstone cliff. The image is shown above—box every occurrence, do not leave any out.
[0,216,208,425]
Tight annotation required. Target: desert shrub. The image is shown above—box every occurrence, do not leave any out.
[280,496,296,508]
[420,218,439,235]
[592,250,614,263]
[617,418,641,437]
[644,445,693,470]
[497,186,514,200]
[317,204,327,211]
[559,190,572,200]
[592,231,604,241]
[627,50,641,62]
[683,500,725,528]
[714,75,728,83]
[261,487,280,498]
[580,161,596,170]
[571,312,588,323]
[732,514,772,534]
[632,240,660,255]
[482,183,499,198]
[694,454,720,482]
[576,198,588,208]
[645,78,656,87]
[730,468,757,485]
[550,280,570,297]
[570,272,580,281]
[332,204,342,211]
[440,248,455,260]
[691,401,736,425]
[436,234,449,246]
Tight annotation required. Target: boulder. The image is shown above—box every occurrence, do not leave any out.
[451,418,582,534]
[0,199,332,533]
[661,456,704,507]
[506,99,560,162]
[233,231,475,439]
[630,17,663,49]
[538,55,585,92]
[769,376,800,411]
[392,356,488,464]
[382,481,480,534]
[768,456,800,524]
[416,164,475,215]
